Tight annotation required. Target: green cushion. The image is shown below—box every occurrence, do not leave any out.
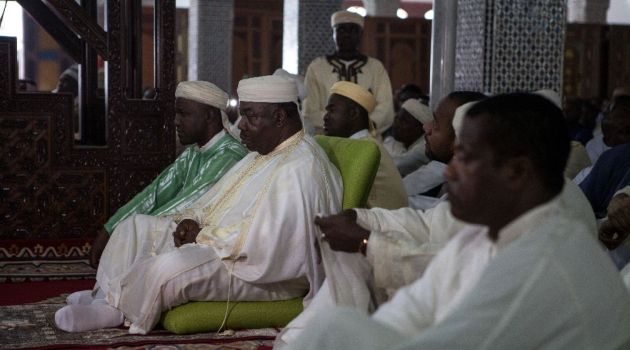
[161,297,303,334]
[161,136,380,335]
[315,135,381,209]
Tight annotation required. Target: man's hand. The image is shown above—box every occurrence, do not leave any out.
[89,228,110,269]
[599,193,630,250]
[314,209,370,254]
[173,219,201,247]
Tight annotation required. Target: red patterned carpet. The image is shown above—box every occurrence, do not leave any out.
[0,262,278,349]
[0,279,96,306]
[0,294,278,350]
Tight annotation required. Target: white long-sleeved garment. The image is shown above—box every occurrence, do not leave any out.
[383,136,430,177]
[403,161,446,196]
[286,180,630,350]
[96,131,343,334]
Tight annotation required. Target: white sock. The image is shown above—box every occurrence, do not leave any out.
[55,304,124,332]
[65,290,94,305]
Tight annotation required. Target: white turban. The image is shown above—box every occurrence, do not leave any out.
[401,99,432,125]
[331,10,364,28]
[452,101,478,138]
[273,68,307,101]
[330,81,376,113]
[534,89,562,109]
[616,186,630,197]
[237,75,298,103]
[60,64,79,81]
[175,81,240,140]
[175,81,228,111]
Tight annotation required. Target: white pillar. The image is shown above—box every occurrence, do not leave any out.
[188,0,234,91]
[282,0,341,75]
[362,0,399,17]
[567,0,610,24]
[429,0,457,109]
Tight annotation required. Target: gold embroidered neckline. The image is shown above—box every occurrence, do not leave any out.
[256,129,305,159]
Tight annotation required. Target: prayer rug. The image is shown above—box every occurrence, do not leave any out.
[0,301,277,349]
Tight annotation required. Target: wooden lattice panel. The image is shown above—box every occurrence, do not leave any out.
[0,0,176,261]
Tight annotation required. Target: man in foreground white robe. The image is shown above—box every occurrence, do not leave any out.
[285,93,630,349]
[55,75,343,334]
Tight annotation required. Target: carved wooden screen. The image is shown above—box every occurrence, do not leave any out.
[232,0,283,94]
[362,17,432,95]
[0,1,176,264]
[564,24,630,101]
[563,24,605,100]
[607,25,630,98]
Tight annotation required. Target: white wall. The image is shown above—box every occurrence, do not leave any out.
[608,0,630,24]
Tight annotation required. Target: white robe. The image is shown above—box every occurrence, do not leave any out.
[586,132,610,164]
[403,160,446,209]
[383,136,406,157]
[286,180,630,350]
[358,200,465,296]
[278,179,598,347]
[303,56,394,134]
[97,131,343,334]
[383,136,429,177]
[564,140,592,179]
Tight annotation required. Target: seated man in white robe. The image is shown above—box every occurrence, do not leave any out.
[324,81,408,209]
[382,99,432,176]
[404,91,486,209]
[286,93,630,350]
[54,75,343,334]
[89,81,248,268]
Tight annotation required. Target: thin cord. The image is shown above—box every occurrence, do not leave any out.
[0,1,8,29]
[214,260,235,336]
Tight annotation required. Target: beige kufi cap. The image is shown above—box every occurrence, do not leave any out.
[237,75,298,103]
[330,81,376,114]
[534,89,562,109]
[331,10,364,28]
[401,99,432,125]
[452,101,478,138]
[175,81,228,111]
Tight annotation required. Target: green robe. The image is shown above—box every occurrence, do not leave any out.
[104,131,248,233]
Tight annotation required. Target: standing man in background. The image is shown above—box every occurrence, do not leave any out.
[303,10,394,136]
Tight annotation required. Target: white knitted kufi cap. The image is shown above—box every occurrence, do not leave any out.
[401,99,432,125]
[60,64,79,81]
[331,10,364,28]
[237,75,298,103]
[534,89,562,109]
[452,101,478,138]
[175,81,229,111]
[615,186,630,197]
[273,68,307,101]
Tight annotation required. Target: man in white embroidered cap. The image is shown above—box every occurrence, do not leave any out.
[54,75,343,334]
[89,81,248,269]
[303,10,394,136]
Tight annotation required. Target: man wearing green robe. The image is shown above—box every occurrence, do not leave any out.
[89,81,248,268]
